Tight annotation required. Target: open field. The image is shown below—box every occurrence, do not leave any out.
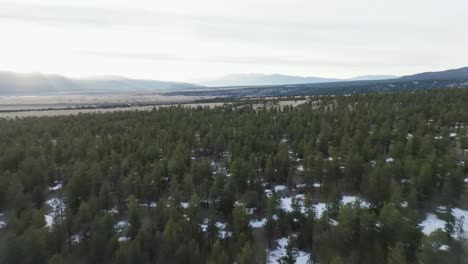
[0,92,312,118]
[0,102,227,118]
[0,92,215,111]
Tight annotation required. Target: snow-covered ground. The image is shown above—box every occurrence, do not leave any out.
[49,182,63,191]
[419,207,468,238]
[266,237,311,264]
[342,196,370,208]
[71,234,81,244]
[439,244,450,251]
[115,220,129,232]
[312,182,321,188]
[200,219,232,239]
[118,236,130,242]
[44,197,65,228]
[280,194,369,216]
[279,196,299,213]
[314,203,327,218]
[420,213,447,236]
[249,218,267,228]
[274,185,287,192]
[0,212,6,229]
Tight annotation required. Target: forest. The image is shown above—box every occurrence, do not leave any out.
[0,88,468,264]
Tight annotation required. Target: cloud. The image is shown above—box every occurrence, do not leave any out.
[73,50,440,68]
[0,2,422,33]
[1,1,466,79]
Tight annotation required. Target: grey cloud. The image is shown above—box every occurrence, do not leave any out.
[1,2,437,53]
[74,50,439,68]
[0,2,424,33]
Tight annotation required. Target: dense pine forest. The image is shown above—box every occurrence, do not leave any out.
[1,88,468,264]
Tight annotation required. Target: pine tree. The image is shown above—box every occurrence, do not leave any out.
[279,237,297,264]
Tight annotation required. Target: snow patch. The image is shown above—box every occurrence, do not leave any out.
[280,197,294,213]
[279,195,369,217]
[44,198,65,228]
[439,244,450,251]
[49,182,63,191]
[200,220,231,239]
[451,208,468,236]
[342,195,370,208]
[249,218,267,228]
[118,236,130,242]
[420,208,468,238]
[314,203,327,218]
[274,185,287,192]
[115,220,129,232]
[420,213,447,236]
[106,207,119,214]
[266,237,311,264]
[71,234,81,243]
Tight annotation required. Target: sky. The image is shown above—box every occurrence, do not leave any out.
[1,0,468,82]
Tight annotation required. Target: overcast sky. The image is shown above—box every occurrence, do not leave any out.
[1,0,467,82]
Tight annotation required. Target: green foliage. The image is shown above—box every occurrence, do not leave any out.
[0,88,467,263]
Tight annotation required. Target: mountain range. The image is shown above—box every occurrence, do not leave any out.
[1,66,468,95]
[197,74,398,87]
[0,72,200,95]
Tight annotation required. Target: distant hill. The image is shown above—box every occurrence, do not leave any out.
[199,73,397,87]
[400,66,468,81]
[347,75,398,81]
[2,66,468,95]
[168,77,468,98]
[0,72,201,95]
[198,74,339,87]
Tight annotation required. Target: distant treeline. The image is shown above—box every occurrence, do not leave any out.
[166,79,468,98]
